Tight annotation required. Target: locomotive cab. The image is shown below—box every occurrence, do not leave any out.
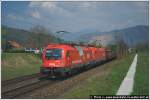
[40,43,84,78]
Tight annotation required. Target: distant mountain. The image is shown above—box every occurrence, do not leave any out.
[56,28,102,42]
[77,31,102,42]
[1,25,63,49]
[114,25,148,47]
[78,25,149,47]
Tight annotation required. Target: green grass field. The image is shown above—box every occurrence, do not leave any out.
[1,53,42,81]
[1,51,149,96]
[132,51,149,95]
[61,53,135,98]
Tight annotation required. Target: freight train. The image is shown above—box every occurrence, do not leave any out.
[40,43,116,78]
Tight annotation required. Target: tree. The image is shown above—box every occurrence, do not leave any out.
[91,40,103,47]
[106,44,117,52]
[135,42,149,52]
[115,33,128,58]
[26,35,35,48]
[30,25,49,35]
[2,40,13,51]
[30,25,52,48]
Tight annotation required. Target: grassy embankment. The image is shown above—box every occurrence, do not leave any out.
[1,53,42,81]
[132,51,149,95]
[62,53,135,98]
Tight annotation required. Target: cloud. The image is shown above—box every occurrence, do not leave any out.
[30,11,41,19]
[8,14,17,20]
[79,2,98,9]
[29,1,92,10]
[7,14,24,21]
[134,2,148,8]
[28,1,74,19]
[29,2,57,9]
[6,1,147,33]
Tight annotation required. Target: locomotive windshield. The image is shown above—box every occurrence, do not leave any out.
[45,49,62,60]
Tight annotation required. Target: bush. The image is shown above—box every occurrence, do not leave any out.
[106,44,117,52]
[5,48,25,53]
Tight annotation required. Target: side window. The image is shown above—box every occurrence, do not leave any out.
[66,51,70,57]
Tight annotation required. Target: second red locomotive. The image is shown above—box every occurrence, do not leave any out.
[40,43,115,78]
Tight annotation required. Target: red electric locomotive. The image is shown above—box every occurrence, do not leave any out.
[40,43,115,78]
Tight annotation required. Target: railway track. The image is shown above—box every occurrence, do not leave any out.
[2,80,57,99]
[1,73,59,98]
[2,73,39,86]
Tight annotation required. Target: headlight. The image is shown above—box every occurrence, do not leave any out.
[49,63,55,66]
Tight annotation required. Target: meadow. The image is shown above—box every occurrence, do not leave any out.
[62,51,148,98]
[1,53,41,80]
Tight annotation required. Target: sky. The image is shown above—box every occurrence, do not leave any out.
[1,1,149,33]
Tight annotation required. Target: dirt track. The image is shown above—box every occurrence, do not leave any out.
[17,60,115,99]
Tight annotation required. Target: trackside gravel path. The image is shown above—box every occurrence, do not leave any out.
[117,54,138,95]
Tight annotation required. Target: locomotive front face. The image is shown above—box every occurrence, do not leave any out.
[42,48,65,68]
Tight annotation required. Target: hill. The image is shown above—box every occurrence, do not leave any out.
[1,25,62,50]
[2,25,149,48]
[78,25,149,47]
